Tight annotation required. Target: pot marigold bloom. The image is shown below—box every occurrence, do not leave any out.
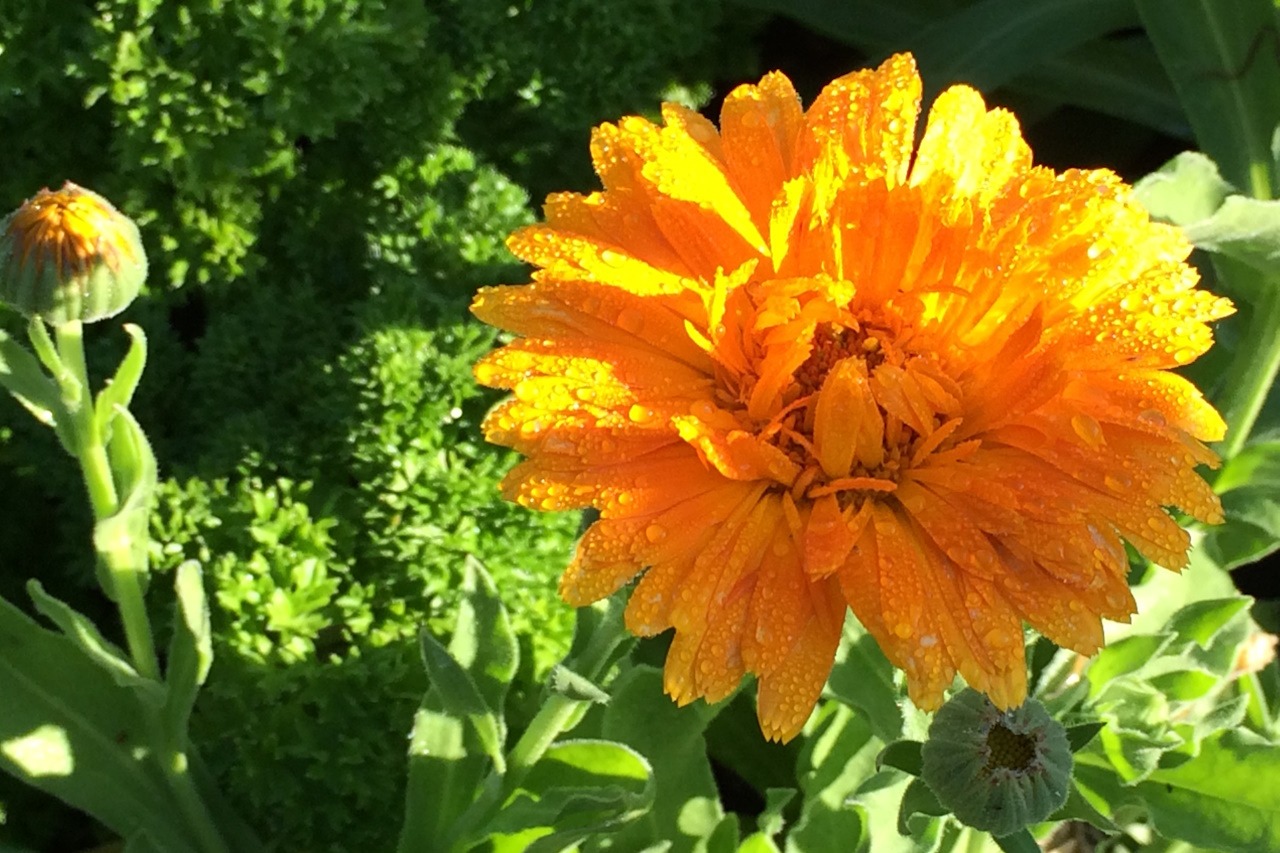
[472,54,1233,741]
[0,182,146,324]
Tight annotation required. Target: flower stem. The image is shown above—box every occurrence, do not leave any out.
[49,321,230,853]
[505,597,630,783]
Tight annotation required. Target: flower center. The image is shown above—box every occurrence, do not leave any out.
[700,277,970,505]
[984,722,1038,772]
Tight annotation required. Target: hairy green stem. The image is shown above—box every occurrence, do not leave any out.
[49,321,229,853]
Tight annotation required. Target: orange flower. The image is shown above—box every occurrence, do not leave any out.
[472,54,1233,741]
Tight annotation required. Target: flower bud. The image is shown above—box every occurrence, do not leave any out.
[0,182,146,324]
[920,689,1071,837]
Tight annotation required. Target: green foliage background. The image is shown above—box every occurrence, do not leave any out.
[5,0,1280,851]
[0,1,755,848]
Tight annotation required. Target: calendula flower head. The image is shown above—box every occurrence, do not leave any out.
[473,54,1233,741]
[0,182,146,324]
[921,689,1072,836]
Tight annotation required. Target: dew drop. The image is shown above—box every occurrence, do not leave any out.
[617,309,646,335]
[645,524,667,543]
[629,404,656,423]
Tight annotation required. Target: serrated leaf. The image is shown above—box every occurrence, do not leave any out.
[163,561,212,737]
[25,580,163,705]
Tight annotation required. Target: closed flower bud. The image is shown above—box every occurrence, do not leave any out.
[921,689,1072,836]
[0,182,146,324]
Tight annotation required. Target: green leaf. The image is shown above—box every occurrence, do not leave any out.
[162,561,213,737]
[757,788,795,838]
[896,776,947,836]
[0,328,64,434]
[877,740,923,776]
[93,323,147,435]
[0,593,196,849]
[398,706,493,853]
[488,739,653,848]
[450,556,518,716]
[1048,779,1118,830]
[1089,681,1184,782]
[418,630,505,772]
[1065,722,1105,753]
[1086,633,1176,694]
[1136,151,1238,226]
[24,580,164,705]
[738,833,782,853]
[1137,0,1280,197]
[399,562,517,852]
[1014,38,1187,139]
[787,704,877,851]
[1085,728,1280,850]
[1167,596,1253,648]
[1183,195,1280,275]
[599,665,724,853]
[94,407,158,597]
[1206,442,1280,569]
[548,664,610,706]
[903,0,1139,95]
[827,623,903,741]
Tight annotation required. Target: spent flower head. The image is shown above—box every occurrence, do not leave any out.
[473,54,1233,741]
[0,182,146,324]
[921,688,1072,836]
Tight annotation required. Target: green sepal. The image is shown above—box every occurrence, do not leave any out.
[94,323,147,436]
[162,560,213,739]
[25,579,164,707]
